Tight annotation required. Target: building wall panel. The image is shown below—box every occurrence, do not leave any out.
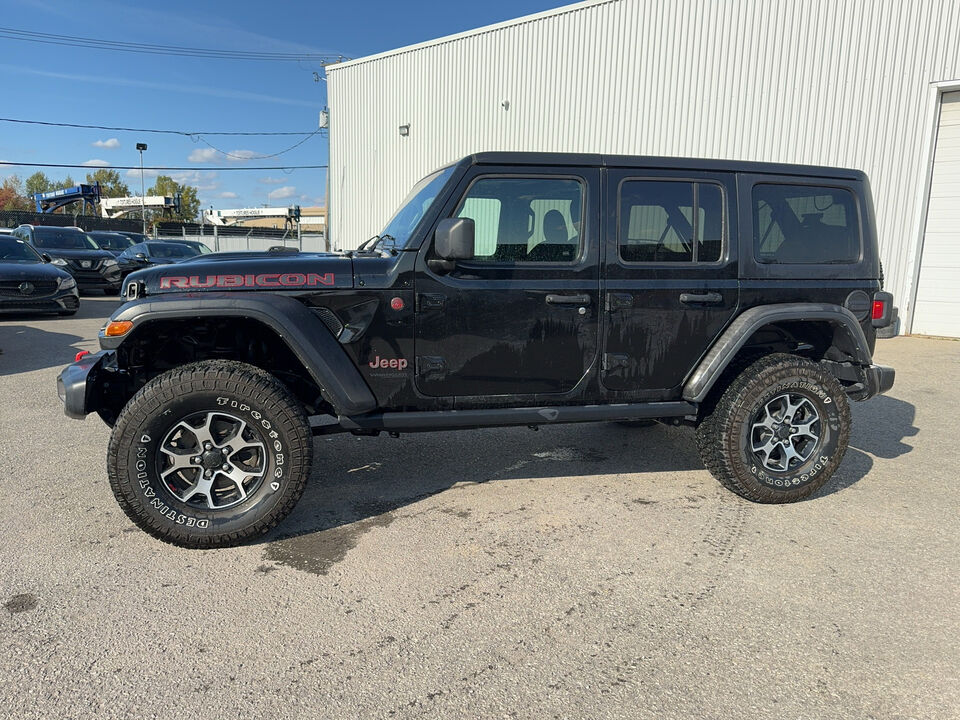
[328,0,960,330]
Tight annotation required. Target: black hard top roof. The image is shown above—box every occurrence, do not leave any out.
[466,152,865,181]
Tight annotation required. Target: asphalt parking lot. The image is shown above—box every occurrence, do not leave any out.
[1,296,957,720]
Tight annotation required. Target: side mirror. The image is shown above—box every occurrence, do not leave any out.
[41,253,52,263]
[434,217,475,261]
[135,253,147,261]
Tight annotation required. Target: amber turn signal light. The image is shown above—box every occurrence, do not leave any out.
[104,320,134,337]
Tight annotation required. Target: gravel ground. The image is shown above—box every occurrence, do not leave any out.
[0,296,957,720]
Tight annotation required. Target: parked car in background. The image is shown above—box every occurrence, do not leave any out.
[157,239,212,255]
[115,231,149,245]
[13,225,121,295]
[88,231,136,256]
[0,235,79,315]
[115,241,201,280]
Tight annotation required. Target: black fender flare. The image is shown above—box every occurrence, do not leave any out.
[683,303,873,403]
[101,292,377,416]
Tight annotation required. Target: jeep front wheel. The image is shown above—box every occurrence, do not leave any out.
[695,353,851,503]
[107,360,313,547]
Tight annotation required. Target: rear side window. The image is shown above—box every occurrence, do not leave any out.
[753,184,860,263]
[618,180,723,263]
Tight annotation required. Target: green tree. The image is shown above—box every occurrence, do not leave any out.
[85,168,129,198]
[25,171,52,198]
[149,175,200,222]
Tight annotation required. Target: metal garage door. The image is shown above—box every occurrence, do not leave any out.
[915,91,960,336]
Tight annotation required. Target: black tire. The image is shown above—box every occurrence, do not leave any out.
[107,360,313,548]
[695,353,850,503]
[104,287,121,296]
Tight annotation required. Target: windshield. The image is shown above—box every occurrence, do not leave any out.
[378,166,456,249]
[0,237,42,264]
[90,232,134,250]
[147,242,201,259]
[33,227,100,250]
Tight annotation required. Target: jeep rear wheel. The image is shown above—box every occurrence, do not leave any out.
[696,353,850,503]
[107,360,312,547]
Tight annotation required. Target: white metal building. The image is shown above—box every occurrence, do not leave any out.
[327,0,960,336]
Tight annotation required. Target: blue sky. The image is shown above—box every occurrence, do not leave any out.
[0,0,568,212]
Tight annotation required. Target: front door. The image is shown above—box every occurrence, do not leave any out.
[414,166,601,399]
[601,170,740,398]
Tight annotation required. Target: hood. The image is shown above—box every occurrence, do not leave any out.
[41,247,115,262]
[127,252,355,295]
[0,260,72,281]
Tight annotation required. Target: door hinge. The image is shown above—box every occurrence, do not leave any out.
[605,292,634,312]
[416,356,446,378]
[417,293,446,312]
[602,353,630,372]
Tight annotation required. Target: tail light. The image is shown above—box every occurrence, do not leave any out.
[872,291,893,328]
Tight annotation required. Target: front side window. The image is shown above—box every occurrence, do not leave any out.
[454,176,584,263]
[618,180,723,263]
[753,184,860,263]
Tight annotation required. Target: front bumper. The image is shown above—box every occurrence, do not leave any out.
[0,290,79,314]
[57,350,111,419]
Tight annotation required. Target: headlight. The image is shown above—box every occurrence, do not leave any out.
[58,275,77,290]
[103,258,118,268]
[50,258,68,266]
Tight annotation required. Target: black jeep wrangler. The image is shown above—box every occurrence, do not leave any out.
[57,153,895,548]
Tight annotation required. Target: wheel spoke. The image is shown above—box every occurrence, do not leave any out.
[178,474,214,506]
[792,418,819,441]
[781,442,804,467]
[220,467,251,500]
[160,447,196,476]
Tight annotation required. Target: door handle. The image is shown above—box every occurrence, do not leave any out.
[679,292,723,305]
[545,294,591,305]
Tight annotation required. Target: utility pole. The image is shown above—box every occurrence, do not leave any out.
[136,143,148,235]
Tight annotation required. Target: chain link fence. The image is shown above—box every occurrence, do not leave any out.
[0,210,142,233]
[154,222,328,253]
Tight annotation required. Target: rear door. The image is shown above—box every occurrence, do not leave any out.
[601,170,739,398]
[414,165,601,399]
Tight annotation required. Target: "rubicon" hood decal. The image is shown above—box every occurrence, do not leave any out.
[159,272,335,290]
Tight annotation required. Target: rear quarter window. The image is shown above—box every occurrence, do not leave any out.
[753,184,860,264]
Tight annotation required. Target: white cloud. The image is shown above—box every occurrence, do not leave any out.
[171,170,220,192]
[268,186,297,200]
[187,148,219,163]
[258,176,286,185]
[92,138,120,149]
[225,150,259,161]
[125,168,159,180]
[187,148,259,164]
[218,191,238,199]
[81,158,110,167]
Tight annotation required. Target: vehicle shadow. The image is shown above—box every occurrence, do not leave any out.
[260,394,920,569]
[809,394,918,499]
[0,296,119,376]
[259,421,703,571]
[0,324,87,376]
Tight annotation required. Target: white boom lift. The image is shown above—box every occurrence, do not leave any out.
[100,196,179,219]
[203,206,301,227]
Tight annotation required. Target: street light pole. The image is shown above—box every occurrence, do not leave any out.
[136,142,148,236]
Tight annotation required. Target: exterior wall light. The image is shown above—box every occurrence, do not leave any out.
[399,124,410,136]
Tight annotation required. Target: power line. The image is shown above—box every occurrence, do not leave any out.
[0,27,347,63]
[0,117,316,137]
[194,129,324,160]
[0,161,327,171]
